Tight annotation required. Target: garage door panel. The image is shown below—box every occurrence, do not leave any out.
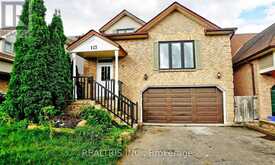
[169,116,193,123]
[196,116,222,123]
[171,98,192,102]
[196,97,217,102]
[197,107,218,112]
[143,107,168,111]
[172,107,193,111]
[143,87,223,123]
[143,98,167,103]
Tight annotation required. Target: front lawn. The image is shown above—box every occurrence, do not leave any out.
[0,107,134,165]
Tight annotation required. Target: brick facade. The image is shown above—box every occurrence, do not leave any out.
[83,11,235,124]
[234,59,274,119]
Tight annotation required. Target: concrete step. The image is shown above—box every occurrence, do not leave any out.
[66,100,95,117]
[66,100,133,127]
[246,123,275,138]
[259,120,275,131]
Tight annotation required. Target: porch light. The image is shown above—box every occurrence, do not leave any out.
[144,74,148,81]
[217,72,222,79]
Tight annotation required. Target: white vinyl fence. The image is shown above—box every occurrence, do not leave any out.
[234,96,258,123]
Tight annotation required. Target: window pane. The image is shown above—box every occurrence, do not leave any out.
[101,67,105,81]
[4,42,12,52]
[184,42,194,68]
[171,43,181,68]
[159,43,169,69]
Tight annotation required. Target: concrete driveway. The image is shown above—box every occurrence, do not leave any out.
[118,126,275,165]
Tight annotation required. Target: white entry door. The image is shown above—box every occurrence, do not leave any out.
[96,62,113,88]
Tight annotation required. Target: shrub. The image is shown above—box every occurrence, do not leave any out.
[80,106,113,128]
[39,106,59,123]
[0,111,13,126]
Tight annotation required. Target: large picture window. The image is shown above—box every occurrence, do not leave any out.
[159,41,195,69]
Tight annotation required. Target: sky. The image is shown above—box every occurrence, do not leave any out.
[1,0,275,36]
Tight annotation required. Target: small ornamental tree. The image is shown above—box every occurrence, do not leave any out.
[21,0,52,121]
[48,11,72,111]
[1,0,30,119]
[1,0,72,122]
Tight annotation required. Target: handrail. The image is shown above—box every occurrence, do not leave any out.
[93,80,138,126]
[72,76,138,127]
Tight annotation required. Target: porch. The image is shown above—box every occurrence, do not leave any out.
[67,30,138,127]
[68,30,127,96]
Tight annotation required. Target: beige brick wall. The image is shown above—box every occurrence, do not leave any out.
[84,11,235,124]
[253,60,274,119]
[233,59,274,119]
[233,63,254,96]
[83,58,97,78]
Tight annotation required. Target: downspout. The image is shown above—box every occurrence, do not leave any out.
[249,63,256,96]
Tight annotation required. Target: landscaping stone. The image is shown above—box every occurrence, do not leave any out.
[76,120,87,127]
[27,124,41,130]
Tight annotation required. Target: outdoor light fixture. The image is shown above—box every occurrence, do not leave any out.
[144,74,148,80]
[217,72,222,79]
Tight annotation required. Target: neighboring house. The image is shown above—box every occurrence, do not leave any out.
[0,27,16,93]
[233,23,275,118]
[68,2,236,125]
[231,33,256,56]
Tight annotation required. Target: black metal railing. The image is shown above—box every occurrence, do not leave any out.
[94,81,138,126]
[105,79,123,95]
[73,76,93,100]
[73,76,138,127]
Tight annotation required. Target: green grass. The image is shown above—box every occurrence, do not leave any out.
[0,122,133,165]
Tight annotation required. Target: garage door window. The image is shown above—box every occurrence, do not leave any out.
[159,41,195,69]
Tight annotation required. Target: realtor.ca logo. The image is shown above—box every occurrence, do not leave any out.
[1,0,24,28]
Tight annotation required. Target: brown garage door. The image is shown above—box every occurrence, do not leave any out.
[143,87,223,123]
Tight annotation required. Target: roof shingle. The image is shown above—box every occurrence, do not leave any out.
[231,33,256,56]
[233,23,275,64]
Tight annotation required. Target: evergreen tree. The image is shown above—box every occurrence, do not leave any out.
[21,0,52,121]
[1,0,30,119]
[49,11,72,111]
[1,0,72,122]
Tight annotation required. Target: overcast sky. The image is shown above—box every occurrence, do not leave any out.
[1,0,275,36]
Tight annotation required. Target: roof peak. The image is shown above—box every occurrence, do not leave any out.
[136,1,221,32]
[99,9,145,33]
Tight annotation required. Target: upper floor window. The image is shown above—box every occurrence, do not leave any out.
[1,1,23,28]
[159,41,195,69]
[4,41,13,53]
[116,28,135,34]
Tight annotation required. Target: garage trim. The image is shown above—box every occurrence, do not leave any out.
[140,85,227,124]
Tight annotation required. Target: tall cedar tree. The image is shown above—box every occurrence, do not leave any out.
[21,0,52,122]
[1,0,30,119]
[49,12,72,111]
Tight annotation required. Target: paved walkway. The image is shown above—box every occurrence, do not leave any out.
[118,126,275,165]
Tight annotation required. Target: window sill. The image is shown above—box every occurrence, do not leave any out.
[158,68,199,72]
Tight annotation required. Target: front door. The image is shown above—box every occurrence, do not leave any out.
[271,86,275,116]
[96,62,113,88]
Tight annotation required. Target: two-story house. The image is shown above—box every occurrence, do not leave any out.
[233,23,275,119]
[0,27,16,94]
[68,2,236,125]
